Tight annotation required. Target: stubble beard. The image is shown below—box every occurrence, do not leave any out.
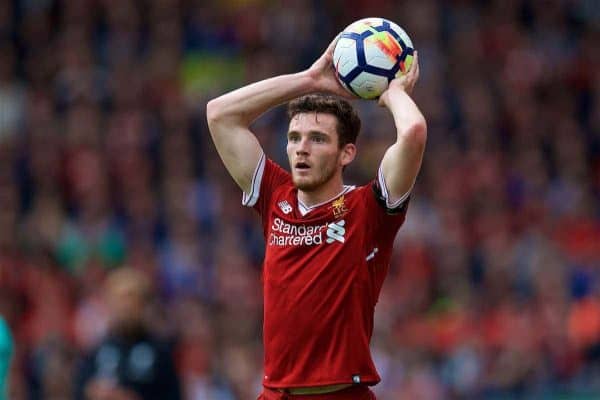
[292,161,338,192]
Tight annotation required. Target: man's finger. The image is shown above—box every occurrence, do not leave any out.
[411,51,419,77]
[325,33,341,54]
[414,54,420,81]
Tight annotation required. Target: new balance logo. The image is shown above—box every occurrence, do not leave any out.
[326,220,346,243]
[278,200,292,214]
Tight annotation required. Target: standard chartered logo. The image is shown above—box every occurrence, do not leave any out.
[326,220,346,243]
[269,218,346,246]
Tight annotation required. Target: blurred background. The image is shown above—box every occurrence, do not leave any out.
[0,0,598,399]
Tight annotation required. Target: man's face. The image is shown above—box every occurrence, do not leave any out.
[287,113,348,192]
[107,278,147,332]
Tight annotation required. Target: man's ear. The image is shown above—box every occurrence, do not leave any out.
[340,143,356,167]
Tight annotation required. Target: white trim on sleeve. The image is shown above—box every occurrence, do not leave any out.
[242,152,266,207]
[377,165,411,208]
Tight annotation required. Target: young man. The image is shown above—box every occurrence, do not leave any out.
[207,36,426,399]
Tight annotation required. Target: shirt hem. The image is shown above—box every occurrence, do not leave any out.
[263,377,379,389]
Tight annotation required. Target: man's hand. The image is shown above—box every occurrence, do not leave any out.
[306,35,357,99]
[378,51,420,107]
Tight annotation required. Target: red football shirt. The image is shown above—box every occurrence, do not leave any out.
[243,155,409,388]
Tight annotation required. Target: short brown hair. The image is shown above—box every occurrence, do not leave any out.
[287,94,361,148]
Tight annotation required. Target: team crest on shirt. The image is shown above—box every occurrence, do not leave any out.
[278,200,293,214]
[331,195,348,218]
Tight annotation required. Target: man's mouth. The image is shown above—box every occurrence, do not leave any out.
[295,162,310,170]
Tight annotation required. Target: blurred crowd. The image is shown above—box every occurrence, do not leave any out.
[0,0,598,399]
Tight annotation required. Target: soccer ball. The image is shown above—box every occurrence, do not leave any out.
[333,18,414,99]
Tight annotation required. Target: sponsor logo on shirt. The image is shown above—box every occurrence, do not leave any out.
[269,218,346,246]
[326,220,346,243]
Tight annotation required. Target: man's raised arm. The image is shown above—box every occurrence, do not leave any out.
[206,37,353,194]
[377,52,427,205]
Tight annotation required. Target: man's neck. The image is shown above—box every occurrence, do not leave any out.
[297,181,345,208]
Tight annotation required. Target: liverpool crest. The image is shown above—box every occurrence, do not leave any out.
[331,195,348,218]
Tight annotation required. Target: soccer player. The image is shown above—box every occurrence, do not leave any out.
[207,35,425,399]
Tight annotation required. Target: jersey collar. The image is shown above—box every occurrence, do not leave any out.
[297,185,356,216]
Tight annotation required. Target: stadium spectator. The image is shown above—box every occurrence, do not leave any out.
[73,268,181,400]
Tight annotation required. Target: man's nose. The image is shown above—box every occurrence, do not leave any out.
[296,137,310,154]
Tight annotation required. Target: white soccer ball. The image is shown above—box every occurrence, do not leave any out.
[333,17,415,100]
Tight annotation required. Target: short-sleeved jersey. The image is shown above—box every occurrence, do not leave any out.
[243,154,409,389]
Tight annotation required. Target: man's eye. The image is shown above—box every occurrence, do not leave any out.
[312,136,325,143]
[289,136,300,142]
